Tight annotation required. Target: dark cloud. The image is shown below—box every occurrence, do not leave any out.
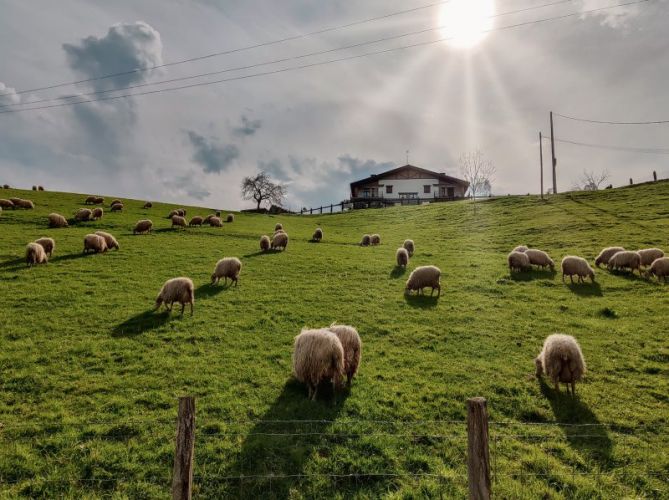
[232,115,262,137]
[187,130,239,174]
[337,154,395,175]
[258,158,290,181]
[162,173,211,201]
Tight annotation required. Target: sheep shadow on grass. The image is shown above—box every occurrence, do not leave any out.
[196,282,235,298]
[404,293,439,309]
[565,281,602,297]
[539,379,613,468]
[389,266,407,279]
[112,310,171,337]
[509,269,556,282]
[50,252,95,263]
[242,249,284,259]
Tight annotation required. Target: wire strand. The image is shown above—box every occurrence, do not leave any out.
[542,135,669,154]
[554,112,669,125]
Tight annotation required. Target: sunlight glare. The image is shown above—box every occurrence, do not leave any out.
[439,0,495,48]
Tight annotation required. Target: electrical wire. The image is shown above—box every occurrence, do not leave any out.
[554,112,669,125]
[542,135,669,154]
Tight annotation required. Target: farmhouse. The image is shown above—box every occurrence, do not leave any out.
[350,164,469,206]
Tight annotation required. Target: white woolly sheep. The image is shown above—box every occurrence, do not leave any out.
[34,237,55,257]
[525,249,555,271]
[360,234,371,246]
[406,265,441,296]
[328,323,362,385]
[0,199,14,209]
[26,242,48,267]
[74,208,93,222]
[646,257,669,282]
[292,328,345,400]
[535,333,586,395]
[211,257,242,286]
[189,216,203,227]
[209,216,223,227]
[92,207,104,220]
[203,214,215,224]
[370,234,381,245]
[83,234,108,254]
[512,245,528,253]
[312,228,323,242]
[275,223,283,231]
[155,277,194,315]
[271,231,289,250]
[167,209,179,218]
[607,250,641,275]
[143,202,152,209]
[48,213,68,228]
[111,203,123,212]
[508,251,531,272]
[110,199,121,206]
[403,239,415,256]
[561,256,595,283]
[84,196,97,205]
[171,215,187,228]
[94,196,104,204]
[594,246,625,267]
[396,247,409,267]
[133,219,153,234]
[9,198,22,206]
[95,231,119,250]
[637,248,664,267]
[260,235,271,251]
[17,199,34,209]
[226,213,234,222]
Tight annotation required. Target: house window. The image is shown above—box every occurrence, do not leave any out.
[362,189,370,198]
[424,185,431,194]
[386,185,393,194]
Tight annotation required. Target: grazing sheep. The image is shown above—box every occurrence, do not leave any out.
[512,245,528,253]
[226,213,234,223]
[9,198,23,206]
[561,256,595,283]
[155,277,195,316]
[0,199,14,209]
[312,228,323,242]
[260,235,271,251]
[360,234,371,246]
[594,246,625,267]
[32,185,37,191]
[91,207,104,220]
[94,197,104,204]
[525,249,555,271]
[370,234,381,245]
[167,209,179,218]
[180,208,187,216]
[275,223,283,231]
[403,239,415,257]
[211,257,242,286]
[34,237,55,257]
[189,216,203,227]
[48,213,68,228]
[396,247,409,267]
[273,228,286,236]
[83,234,108,254]
[74,208,93,222]
[607,250,641,275]
[171,215,187,228]
[203,214,215,225]
[26,242,48,267]
[111,203,123,212]
[637,248,664,267]
[535,334,586,395]
[327,323,362,385]
[84,196,97,205]
[95,231,119,250]
[110,199,121,207]
[405,265,441,296]
[292,328,345,400]
[271,231,289,250]
[17,199,34,209]
[646,257,669,282]
[143,202,152,209]
[133,219,153,234]
[508,251,531,272]
[209,216,223,227]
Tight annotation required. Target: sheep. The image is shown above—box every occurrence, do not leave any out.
[328,323,362,385]
[275,223,283,231]
[594,246,625,267]
[226,213,234,223]
[83,234,108,254]
[95,197,104,204]
[211,257,242,286]
[3,184,9,189]
[133,219,153,234]
[189,216,203,227]
[0,199,14,209]
[396,247,409,267]
[292,328,345,400]
[38,186,44,191]
[110,199,121,207]
[312,228,323,242]
[110,203,123,212]
[637,248,664,267]
[26,242,48,267]
[646,257,669,282]
[525,249,555,271]
[260,235,271,251]
[535,333,586,395]
[561,256,595,283]
[403,239,415,257]
[167,209,179,218]
[32,185,37,191]
[209,216,223,227]
[17,199,34,209]
[370,234,381,245]
[179,208,187,216]
[91,207,104,220]
[74,208,93,222]
[215,211,221,217]
[155,277,194,316]
[273,228,286,236]
[360,234,371,246]
[95,231,119,250]
[607,250,641,275]
[143,202,152,209]
[84,196,97,205]
[512,245,528,253]
[34,237,55,257]
[405,265,441,296]
[48,213,68,228]
[171,215,187,228]
[9,198,23,206]
[203,214,216,225]
[508,251,531,272]
[271,231,289,250]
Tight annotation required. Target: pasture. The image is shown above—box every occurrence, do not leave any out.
[0,183,667,498]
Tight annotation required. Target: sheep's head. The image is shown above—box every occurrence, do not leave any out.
[534,357,543,377]
[154,296,164,310]
[210,273,217,284]
[589,269,596,282]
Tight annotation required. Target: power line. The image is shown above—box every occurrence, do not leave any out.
[0,0,579,110]
[542,135,669,154]
[554,112,669,125]
[0,0,652,115]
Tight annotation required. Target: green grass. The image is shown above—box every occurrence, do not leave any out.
[0,183,668,499]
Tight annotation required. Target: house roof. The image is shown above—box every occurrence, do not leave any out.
[350,164,469,189]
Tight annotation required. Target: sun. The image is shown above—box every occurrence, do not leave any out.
[439,0,495,48]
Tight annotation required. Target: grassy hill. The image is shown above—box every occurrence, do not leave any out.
[0,183,667,498]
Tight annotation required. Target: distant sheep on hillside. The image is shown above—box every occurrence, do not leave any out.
[32,186,37,191]
[271,231,288,250]
[171,215,187,228]
[38,186,44,191]
[508,251,530,272]
[48,213,68,228]
[226,213,234,223]
[646,257,669,282]
[110,199,121,207]
[0,199,14,209]
[155,277,194,316]
[26,242,48,267]
[370,234,381,245]
[360,234,371,246]
[84,196,97,205]
[292,328,345,400]
[111,203,123,212]
[535,333,586,395]
[403,239,415,256]
[95,231,119,251]
[328,323,362,385]
[209,216,223,227]
[92,207,104,220]
[607,251,641,275]
[203,214,215,225]
[396,247,409,267]
[525,249,555,271]
[260,235,270,251]
[133,219,153,234]
[637,248,664,267]
[143,202,152,209]
[211,257,242,286]
[74,208,93,222]
[594,246,625,267]
[189,216,203,227]
[16,199,34,209]
[406,265,441,296]
[561,256,595,283]
[312,227,323,242]
[83,234,108,254]
[34,237,55,257]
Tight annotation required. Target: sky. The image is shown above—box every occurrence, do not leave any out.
[0,0,668,210]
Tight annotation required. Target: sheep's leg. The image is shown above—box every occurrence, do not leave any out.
[312,384,318,401]
[569,275,574,284]
[554,381,559,393]
[347,373,352,386]
[436,285,441,297]
[190,302,194,315]
[562,273,565,282]
[571,382,576,395]
[234,277,238,287]
[180,303,185,316]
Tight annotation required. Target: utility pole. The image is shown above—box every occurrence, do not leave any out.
[539,131,544,199]
[550,111,557,194]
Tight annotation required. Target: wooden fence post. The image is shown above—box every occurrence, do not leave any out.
[467,397,491,500]
[629,178,633,185]
[172,396,196,500]
[653,171,657,182]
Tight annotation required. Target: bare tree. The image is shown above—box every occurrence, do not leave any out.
[459,150,496,199]
[241,172,286,210]
[572,169,610,191]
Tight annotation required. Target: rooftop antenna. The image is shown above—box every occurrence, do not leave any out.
[406,149,409,165]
